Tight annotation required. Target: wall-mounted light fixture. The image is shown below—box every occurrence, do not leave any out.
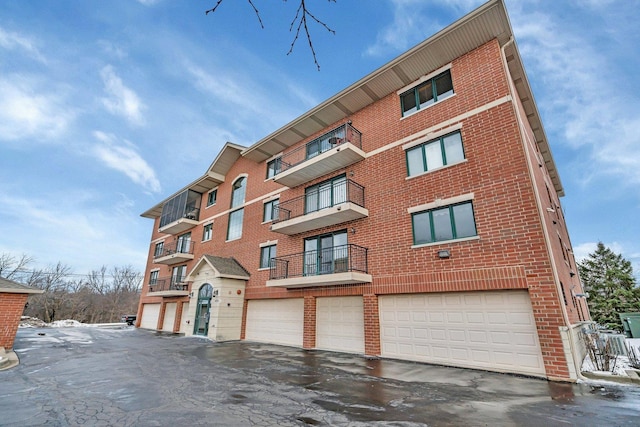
[569,270,576,277]
[438,249,451,259]
[188,291,194,298]
[351,228,356,234]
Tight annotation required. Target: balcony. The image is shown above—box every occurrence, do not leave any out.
[273,123,365,188]
[271,179,368,235]
[266,244,372,289]
[153,240,195,265]
[148,276,189,297]
[159,190,202,235]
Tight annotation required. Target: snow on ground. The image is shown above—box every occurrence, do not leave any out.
[581,338,640,376]
[19,316,126,329]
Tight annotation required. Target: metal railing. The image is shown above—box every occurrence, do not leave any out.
[159,189,202,228]
[273,179,365,223]
[269,244,368,280]
[277,123,362,174]
[153,240,195,259]
[149,276,189,292]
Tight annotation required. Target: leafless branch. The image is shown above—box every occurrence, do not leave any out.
[206,0,335,70]
[206,0,264,29]
[287,0,335,70]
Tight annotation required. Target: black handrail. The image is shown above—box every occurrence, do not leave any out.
[269,244,368,280]
[273,179,365,223]
[149,276,189,292]
[153,240,195,259]
[277,123,362,173]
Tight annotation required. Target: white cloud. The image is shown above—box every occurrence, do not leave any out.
[0,26,46,63]
[0,190,148,273]
[0,76,73,143]
[510,9,640,189]
[100,65,146,126]
[92,131,161,193]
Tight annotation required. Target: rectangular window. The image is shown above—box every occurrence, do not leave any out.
[305,175,347,214]
[202,223,212,241]
[154,242,164,257]
[412,201,477,245]
[406,131,464,176]
[149,270,159,285]
[401,70,453,116]
[266,158,282,178]
[260,244,277,269]
[227,208,244,241]
[263,199,279,222]
[176,232,191,253]
[303,230,348,276]
[207,189,217,207]
[171,265,186,288]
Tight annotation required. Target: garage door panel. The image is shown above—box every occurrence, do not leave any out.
[245,299,303,347]
[316,296,364,354]
[379,291,544,376]
[162,303,177,332]
[140,303,160,330]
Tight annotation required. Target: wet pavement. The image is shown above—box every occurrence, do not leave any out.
[1,327,639,426]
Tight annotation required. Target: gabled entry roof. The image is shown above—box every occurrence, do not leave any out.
[186,255,251,281]
[0,277,44,294]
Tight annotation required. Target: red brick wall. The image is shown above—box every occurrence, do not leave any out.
[0,293,29,349]
[138,39,580,380]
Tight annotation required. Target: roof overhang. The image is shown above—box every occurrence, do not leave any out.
[185,255,250,282]
[241,0,562,195]
[141,142,246,219]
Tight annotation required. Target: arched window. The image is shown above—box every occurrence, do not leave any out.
[230,177,246,209]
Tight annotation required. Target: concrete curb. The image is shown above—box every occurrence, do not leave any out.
[581,370,640,385]
[0,347,19,371]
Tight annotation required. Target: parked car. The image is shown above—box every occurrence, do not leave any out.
[121,315,137,326]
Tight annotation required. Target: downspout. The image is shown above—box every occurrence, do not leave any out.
[498,37,586,382]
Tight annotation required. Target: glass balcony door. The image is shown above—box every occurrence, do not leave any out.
[304,175,347,214]
[303,231,347,276]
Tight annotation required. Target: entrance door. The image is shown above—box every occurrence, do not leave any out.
[194,284,213,336]
[304,231,347,276]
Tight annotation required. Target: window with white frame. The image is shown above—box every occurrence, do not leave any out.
[202,223,213,241]
[406,131,465,177]
[263,199,279,222]
[154,241,164,257]
[207,189,217,207]
[400,69,453,116]
[227,177,246,241]
[412,201,477,245]
[149,270,159,286]
[260,244,277,269]
[266,158,281,178]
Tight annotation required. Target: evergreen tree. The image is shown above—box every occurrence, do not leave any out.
[578,242,640,331]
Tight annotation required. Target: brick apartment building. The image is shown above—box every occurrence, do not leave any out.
[137,0,590,381]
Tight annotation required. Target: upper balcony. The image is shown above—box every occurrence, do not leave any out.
[158,190,202,235]
[153,240,195,265]
[266,244,372,289]
[273,123,365,188]
[271,179,368,235]
[148,275,189,297]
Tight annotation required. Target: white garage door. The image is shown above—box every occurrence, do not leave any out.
[379,290,545,376]
[245,299,304,347]
[140,303,161,330]
[316,296,364,353]
[180,303,190,334]
[162,303,177,332]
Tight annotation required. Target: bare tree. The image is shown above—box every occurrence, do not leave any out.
[206,0,336,70]
[0,253,34,280]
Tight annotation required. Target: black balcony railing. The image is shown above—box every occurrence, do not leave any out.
[274,179,365,223]
[149,276,189,292]
[269,244,368,280]
[153,239,195,259]
[277,123,362,174]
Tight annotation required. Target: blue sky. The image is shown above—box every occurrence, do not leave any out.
[1,0,639,277]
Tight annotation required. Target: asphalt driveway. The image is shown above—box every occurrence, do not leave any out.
[1,327,639,426]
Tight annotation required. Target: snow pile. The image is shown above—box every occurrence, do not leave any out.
[48,319,85,328]
[581,338,640,377]
[19,316,85,328]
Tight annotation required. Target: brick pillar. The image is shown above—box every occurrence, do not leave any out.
[303,296,316,349]
[363,293,381,356]
[240,300,249,340]
[157,302,166,331]
[174,301,184,333]
[0,293,29,349]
